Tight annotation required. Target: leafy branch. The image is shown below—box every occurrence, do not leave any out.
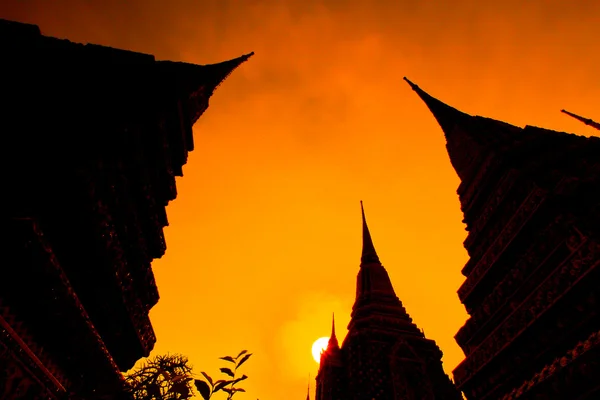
[124,354,195,399]
[194,350,253,400]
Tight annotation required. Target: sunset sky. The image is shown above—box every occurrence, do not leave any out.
[2,1,599,398]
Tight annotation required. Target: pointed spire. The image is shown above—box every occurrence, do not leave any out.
[158,52,254,96]
[403,77,472,136]
[328,313,339,350]
[195,52,255,95]
[156,52,254,124]
[319,314,341,368]
[306,374,310,400]
[349,202,419,334]
[403,77,524,182]
[403,77,477,181]
[332,313,336,338]
[360,201,380,265]
[561,109,600,131]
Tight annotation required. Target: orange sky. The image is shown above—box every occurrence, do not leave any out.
[2,1,599,398]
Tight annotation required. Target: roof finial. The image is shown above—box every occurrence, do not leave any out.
[327,312,339,350]
[403,76,419,90]
[402,77,492,182]
[360,201,380,265]
[561,109,600,131]
[331,313,337,341]
[306,374,310,400]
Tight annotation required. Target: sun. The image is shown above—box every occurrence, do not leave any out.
[311,337,330,363]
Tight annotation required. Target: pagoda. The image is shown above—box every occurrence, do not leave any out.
[405,78,600,399]
[0,18,252,399]
[315,202,461,400]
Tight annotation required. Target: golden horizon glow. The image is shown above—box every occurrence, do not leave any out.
[5,1,598,397]
[312,337,330,364]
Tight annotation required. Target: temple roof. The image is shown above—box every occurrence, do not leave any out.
[157,52,254,99]
[403,77,472,136]
[403,77,482,181]
[355,202,398,301]
[318,314,342,369]
[360,201,380,265]
[306,375,310,400]
[403,77,526,182]
[156,52,253,126]
[1,18,254,124]
[403,78,600,187]
[347,202,422,336]
[1,17,254,380]
[327,313,339,350]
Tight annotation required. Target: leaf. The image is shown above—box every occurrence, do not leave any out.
[231,376,248,385]
[213,380,233,392]
[220,367,235,378]
[223,388,234,394]
[201,372,213,386]
[236,350,248,359]
[234,388,246,392]
[194,379,211,400]
[236,354,252,369]
[220,356,236,363]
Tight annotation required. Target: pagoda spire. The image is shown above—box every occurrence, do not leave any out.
[327,313,339,350]
[195,52,255,95]
[346,200,424,337]
[355,202,397,300]
[561,109,600,131]
[403,77,522,182]
[403,77,472,137]
[306,374,310,400]
[360,201,380,265]
[403,77,478,181]
[350,202,416,327]
[158,52,254,96]
[157,52,254,124]
[319,314,342,369]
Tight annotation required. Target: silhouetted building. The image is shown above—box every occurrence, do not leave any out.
[315,202,462,400]
[405,77,600,400]
[0,19,252,399]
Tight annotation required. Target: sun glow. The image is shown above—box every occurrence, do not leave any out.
[311,337,330,363]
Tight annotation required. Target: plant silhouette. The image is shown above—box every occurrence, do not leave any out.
[124,351,253,400]
[194,350,252,400]
[124,354,195,399]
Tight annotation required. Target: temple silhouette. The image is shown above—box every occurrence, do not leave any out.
[2,14,600,400]
[0,19,252,399]
[404,78,600,399]
[315,203,462,400]
[314,82,600,399]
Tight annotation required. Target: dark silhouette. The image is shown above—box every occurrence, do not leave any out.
[124,354,195,399]
[193,350,252,400]
[124,351,252,400]
[315,202,462,400]
[405,77,600,399]
[561,109,600,131]
[0,18,252,399]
